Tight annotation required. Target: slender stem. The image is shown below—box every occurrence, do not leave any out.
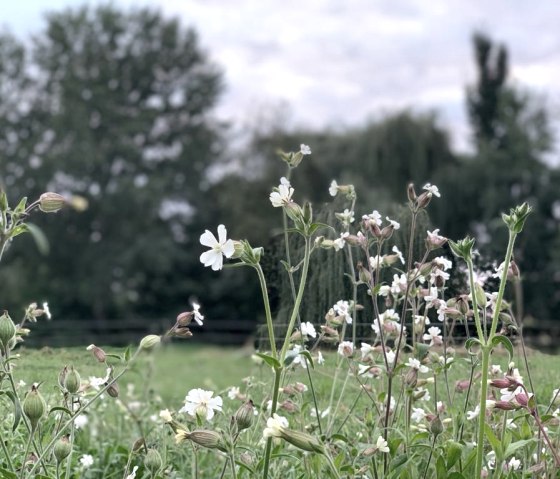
[327,369,350,434]
[0,428,14,471]
[422,436,437,479]
[262,367,282,479]
[255,263,277,358]
[475,345,491,479]
[466,259,485,342]
[65,396,76,479]
[279,237,312,363]
[19,427,34,479]
[229,453,238,479]
[324,451,342,479]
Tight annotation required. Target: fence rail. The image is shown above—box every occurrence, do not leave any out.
[20,316,560,352]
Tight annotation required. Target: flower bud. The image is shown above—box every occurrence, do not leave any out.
[0,311,16,350]
[174,326,193,338]
[430,415,444,437]
[23,385,46,429]
[176,311,193,327]
[185,430,227,452]
[416,191,432,209]
[64,366,81,394]
[87,344,107,363]
[144,448,163,475]
[107,380,119,398]
[139,334,161,351]
[53,436,72,464]
[39,192,66,213]
[280,429,325,454]
[407,183,417,203]
[234,400,254,431]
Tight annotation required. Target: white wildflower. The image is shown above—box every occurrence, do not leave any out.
[199,225,235,271]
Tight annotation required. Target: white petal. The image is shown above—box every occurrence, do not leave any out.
[200,250,219,267]
[222,239,235,258]
[211,254,223,271]
[217,224,228,244]
[200,230,218,247]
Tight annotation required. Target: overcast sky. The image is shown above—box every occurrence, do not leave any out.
[2,0,560,154]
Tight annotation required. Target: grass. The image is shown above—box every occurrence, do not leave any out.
[13,343,255,405]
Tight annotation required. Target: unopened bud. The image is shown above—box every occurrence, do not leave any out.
[64,366,81,394]
[23,385,46,429]
[280,429,324,454]
[139,334,161,351]
[407,183,417,203]
[430,415,444,436]
[107,380,119,398]
[176,312,193,327]
[87,344,107,363]
[357,262,372,284]
[53,436,72,463]
[404,368,418,389]
[39,192,66,213]
[174,326,193,338]
[234,400,254,431]
[185,430,227,452]
[416,191,432,209]
[0,311,16,350]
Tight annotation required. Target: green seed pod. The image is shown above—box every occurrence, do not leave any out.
[0,312,16,350]
[23,385,46,429]
[144,448,163,475]
[64,366,81,394]
[186,430,227,452]
[53,436,72,463]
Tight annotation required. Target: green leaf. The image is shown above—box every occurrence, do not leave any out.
[446,441,463,469]
[24,222,50,255]
[490,335,513,362]
[504,439,535,458]
[123,346,131,362]
[13,197,27,215]
[0,468,18,479]
[48,406,72,416]
[447,473,467,479]
[436,454,446,479]
[484,423,503,460]
[464,337,482,355]
[298,350,314,369]
[255,352,281,369]
[3,391,22,432]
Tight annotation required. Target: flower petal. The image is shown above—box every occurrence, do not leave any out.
[200,230,218,247]
[217,224,227,244]
[200,250,219,267]
[222,239,235,258]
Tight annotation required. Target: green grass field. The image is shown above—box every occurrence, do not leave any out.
[12,342,560,408]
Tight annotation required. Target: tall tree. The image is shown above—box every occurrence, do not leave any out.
[0,6,224,320]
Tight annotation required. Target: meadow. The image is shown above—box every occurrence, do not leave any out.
[2,150,560,478]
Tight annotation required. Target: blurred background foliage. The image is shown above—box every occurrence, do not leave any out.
[0,6,559,345]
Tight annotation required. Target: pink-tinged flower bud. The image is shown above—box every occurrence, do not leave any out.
[515,392,529,407]
[279,400,298,413]
[489,378,514,389]
[430,415,444,436]
[494,400,519,411]
[455,379,470,392]
[407,183,417,203]
[87,344,107,363]
[39,192,66,213]
[416,191,432,209]
[176,312,194,327]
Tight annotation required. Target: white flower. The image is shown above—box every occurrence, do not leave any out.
[490,364,503,375]
[423,326,442,346]
[42,302,52,320]
[411,407,427,423]
[192,302,204,326]
[406,357,429,373]
[199,225,235,271]
[179,388,223,421]
[423,183,441,197]
[317,351,325,365]
[433,256,452,271]
[17,380,26,388]
[507,457,521,471]
[360,342,374,359]
[300,144,311,155]
[337,341,354,357]
[333,300,352,324]
[329,180,339,197]
[385,217,400,230]
[159,409,173,422]
[369,255,383,270]
[270,177,294,207]
[80,454,94,468]
[126,466,139,479]
[336,208,355,224]
[227,387,240,400]
[300,321,317,339]
[74,415,89,429]
[362,210,382,225]
[333,232,349,251]
[376,435,390,453]
[392,245,405,264]
[386,350,396,365]
[263,413,289,438]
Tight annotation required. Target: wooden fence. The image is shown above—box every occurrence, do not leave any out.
[20,316,560,352]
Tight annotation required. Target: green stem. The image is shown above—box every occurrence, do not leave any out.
[229,453,238,479]
[324,451,342,479]
[279,237,312,363]
[19,427,34,479]
[262,367,282,479]
[0,428,14,471]
[65,396,76,479]
[255,263,277,358]
[475,345,491,479]
[466,259,485,342]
